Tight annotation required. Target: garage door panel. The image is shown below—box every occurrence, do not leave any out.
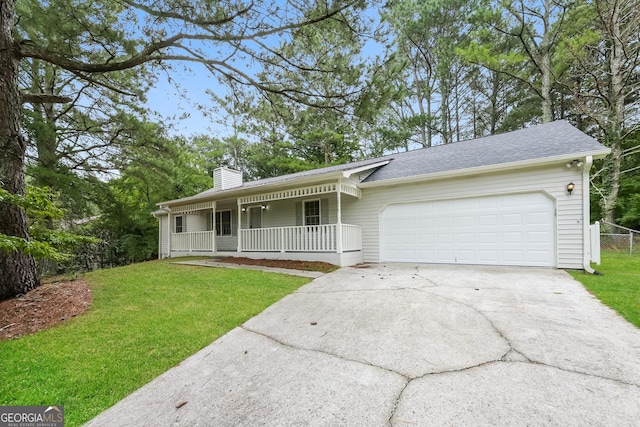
[501,213,524,225]
[478,215,498,226]
[381,193,555,267]
[528,231,552,243]
[502,251,525,262]
[503,232,524,244]
[456,250,476,262]
[436,250,455,262]
[478,250,499,262]
[456,233,475,244]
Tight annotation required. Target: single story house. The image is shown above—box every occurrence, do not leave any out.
[153,120,610,270]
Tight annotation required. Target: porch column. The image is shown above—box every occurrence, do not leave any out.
[237,200,242,253]
[336,183,343,254]
[167,210,172,258]
[212,201,217,255]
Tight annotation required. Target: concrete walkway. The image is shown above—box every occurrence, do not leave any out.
[172,260,325,279]
[86,264,640,426]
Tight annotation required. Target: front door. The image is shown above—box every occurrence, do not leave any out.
[249,206,262,229]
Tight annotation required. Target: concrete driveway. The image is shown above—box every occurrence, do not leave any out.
[86,264,640,426]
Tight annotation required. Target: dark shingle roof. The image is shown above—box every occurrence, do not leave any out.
[191,157,389,199]
[163,121,608,205]
[363,120,608,183]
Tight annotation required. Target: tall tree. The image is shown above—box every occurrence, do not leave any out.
[461,0,573,124]
[382,0,477,147]
[563,0,640,224]
[0,0,366,299]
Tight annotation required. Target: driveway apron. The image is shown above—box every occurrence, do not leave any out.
[86,264,640,426]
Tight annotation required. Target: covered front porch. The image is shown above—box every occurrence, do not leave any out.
[163,181,363,266]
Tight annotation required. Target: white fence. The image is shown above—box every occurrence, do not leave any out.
[240,224,362,253]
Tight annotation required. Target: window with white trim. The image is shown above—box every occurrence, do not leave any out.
[215,210,232,236]
[304,200,321,226]
[175,216,184,233]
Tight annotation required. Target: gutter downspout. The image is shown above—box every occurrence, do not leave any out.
[583,155,595,273]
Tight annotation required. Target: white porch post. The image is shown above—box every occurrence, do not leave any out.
[167,210,172,258]
[336,182,343,254]
[212,201,217,255]
[237,200,242,253]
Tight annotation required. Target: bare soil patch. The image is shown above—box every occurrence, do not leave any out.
[0,279,91,340]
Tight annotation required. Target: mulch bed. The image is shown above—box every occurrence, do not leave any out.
[219,257,339,273]
[0,279,91,340]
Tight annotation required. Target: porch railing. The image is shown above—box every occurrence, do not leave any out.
[240,224,362,253]
[341,224,362,252]
[171,230,215,252]
[170,225,363,253]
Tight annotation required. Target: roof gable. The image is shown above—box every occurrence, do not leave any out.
[363,120,609,183]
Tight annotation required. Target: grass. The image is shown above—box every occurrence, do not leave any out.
[0,259,309,426]
[570,251,640,328]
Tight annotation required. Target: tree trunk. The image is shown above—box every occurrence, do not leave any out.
[0,0,40,300]
[540,51,553,123]
[413,67,428,148]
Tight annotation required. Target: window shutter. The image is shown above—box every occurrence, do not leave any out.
[321,199,329,224]
[295,201,302,226]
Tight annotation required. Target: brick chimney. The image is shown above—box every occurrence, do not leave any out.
[213,166,243,191]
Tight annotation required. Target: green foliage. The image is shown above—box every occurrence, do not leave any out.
[72,132,211,268]
[0,186,96,262]
[0,260,309,426]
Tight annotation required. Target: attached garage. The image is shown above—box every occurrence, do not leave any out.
[380,192,556,267]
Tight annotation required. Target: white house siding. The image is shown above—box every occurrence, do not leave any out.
[185,212,207,232]
[342,164,584,269]
[242,196,338,229]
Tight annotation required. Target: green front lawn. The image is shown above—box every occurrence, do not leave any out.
[570,251,640,328]
[0,259,309,426]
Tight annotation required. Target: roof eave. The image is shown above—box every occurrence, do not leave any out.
[156,170,346,207]
[358,148,611,189]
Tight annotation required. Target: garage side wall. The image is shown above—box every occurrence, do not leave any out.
[343,165,584,268]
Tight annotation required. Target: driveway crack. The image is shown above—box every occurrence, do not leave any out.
[414,286,519,360]
[524,360,640,389]
[240,325,409,380]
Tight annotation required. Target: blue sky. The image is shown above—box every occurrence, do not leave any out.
[145,64,225,138]
[142,3,387,140]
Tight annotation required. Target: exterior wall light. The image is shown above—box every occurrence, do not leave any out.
[566,159,584,168]
[567,182,575,195]
[261,204,267,210]
[241,207,246,213]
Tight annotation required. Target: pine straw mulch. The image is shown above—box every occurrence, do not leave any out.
[0,279,92,341]
[219,257,339,273]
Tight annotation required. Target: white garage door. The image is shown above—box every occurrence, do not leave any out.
[380,193,555,267]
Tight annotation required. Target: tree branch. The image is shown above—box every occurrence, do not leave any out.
[21,93,72,104]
